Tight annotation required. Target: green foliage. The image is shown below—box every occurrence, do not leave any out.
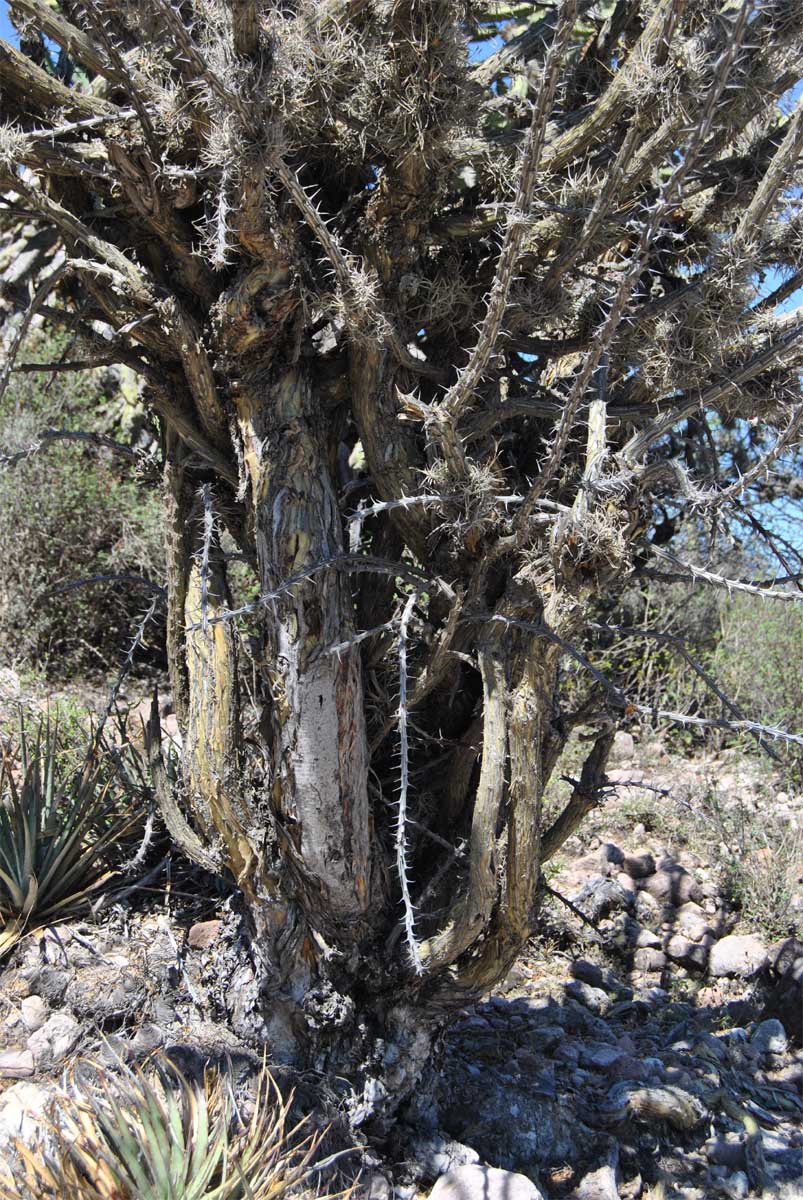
[2,1055,331,1200]
[689,784,802,941]
[713,595,803,750]
[0,332,164,678]
[0,717,132,954]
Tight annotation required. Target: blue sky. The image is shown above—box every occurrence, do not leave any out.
[0,1,14,44]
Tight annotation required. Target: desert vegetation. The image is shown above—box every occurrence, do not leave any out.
[1,0,803,1196]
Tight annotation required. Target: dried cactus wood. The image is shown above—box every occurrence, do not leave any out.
[2,0,803,1126]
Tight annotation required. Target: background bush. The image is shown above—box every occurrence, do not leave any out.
[0,331,165,679]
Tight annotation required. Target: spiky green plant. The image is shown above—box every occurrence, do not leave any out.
[0,719,131,954]
[1,1055,336,1200]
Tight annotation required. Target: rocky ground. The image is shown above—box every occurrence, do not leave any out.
[0,716,802,1199]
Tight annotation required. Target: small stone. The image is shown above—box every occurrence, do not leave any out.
[26,1013,80,1065]
[635,926,662,949]
[0,1081,50,1146]
[412,1135,480,1180]
[429,1165,545,1200]
[676,902,712,942]
[188,920,222,949]
[132,1023,164,1054]
[364,1172,391,1200]
[572,876,633,922]
[579,1042,623,1070]
[750,1018,788,1056]
[606,1054,651,1083]
[599,842,625,867]
[611,730,635,760]
[565,979,610,1015]
[666,934,710,970]
[722,1170,749,1199]
[20,995,47,1032]
[615,872,637,895]
[633,948,666,973]
[152,999,177,1025]
[623,851,656,880]
[634,890,662,928]
[0,668,20,701]
[709,934,769,979]
[642,861,702,905]
[0,1050,34,1079]
[529,1025,564,1054]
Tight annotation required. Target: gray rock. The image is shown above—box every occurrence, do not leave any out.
[676,902,712,942]
[762,938,803,1046]
[567,1150,620,1200]
[19,995,47,1032]
[633,948,666,973]
[429,1165,546,1200]
[529,1025,564,1054]
[0,1081,50,1146]
[750,1018,788,1056]
[622,851,655,880]
[634,890,662,928]
[721,1171,749,1199]
[634,926,662,949]
[363,1172,391,1200]
[666,934,710,970]
[611,731,635,760]
[0,668,20,701]
[0,1050,34,1079]
[709,934,768,979]
[565,980,611,1015]
[641,861,702,905]
[573,877,633,922]
[412,1135,480,1180]
[26,1013,81,1065]
[599,842,625,867]
[578,1043,624,1070]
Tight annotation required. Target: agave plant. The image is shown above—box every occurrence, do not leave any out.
[0,719,131,954]
[2,1055,333,1200]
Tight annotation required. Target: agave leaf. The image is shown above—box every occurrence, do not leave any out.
[20,874,38,919]
[0,863,25,913]
[96,1092,152,1198]
[0,919,24,957]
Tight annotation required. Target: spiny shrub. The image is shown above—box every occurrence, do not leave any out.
[1,1055,340,1200]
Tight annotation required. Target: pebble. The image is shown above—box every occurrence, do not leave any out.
[19,995,47,1032]
[0,1050,34,1079]
[675,902,713,942]
[665,934,710,970]
[578,1042,624,1070]
[633,948,666,973]
[641,861,702,905]
[26,1013,81,1065]
[565,980,611,1015]
[709,934,769,979]
[429,1165,545,1200]
[750,1018,788,1056]
[187,920,222,950]
[622,851,656,880]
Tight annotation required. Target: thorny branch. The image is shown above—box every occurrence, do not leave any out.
[1,0,803,991]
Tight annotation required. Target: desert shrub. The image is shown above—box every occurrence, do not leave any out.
[0,331,164,678]
[713,595,803,748]
[0,717,136,955]
[685,784,802,941]
[1,1055,330,1200]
